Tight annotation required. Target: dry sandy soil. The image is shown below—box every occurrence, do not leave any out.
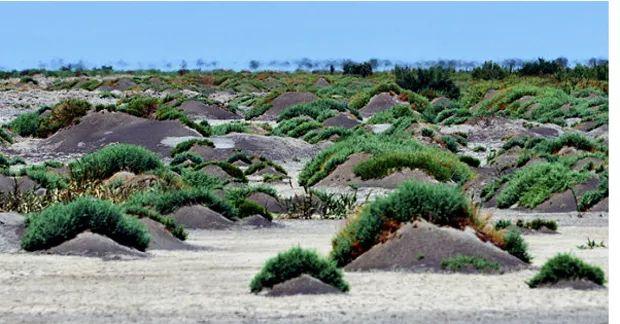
[0,214,608,323]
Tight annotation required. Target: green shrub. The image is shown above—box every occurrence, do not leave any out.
[533,132,604,154]
[578,172,608,211]
[394,65,460,99]
[38,99,91,136]
[277,99,347,122]
[303,127,353,144]
[472,61,508,80]
[524,218,558,231]
[170,138,214,157]
[494,219,512,230]
[441,255,500,272]
[250,247,349,293]
[23,165,68,190]
[21,197,150,251]
[0,128,13,144]
[211,122,250,135]
[442,135,459,153]
[180,169,224,190]
[9,112,41,137]
[421,128,435,137]
[527,253,605,288]
[503,229,531,263]
[496,162,587,208]
[330,181,471,266]
[118,96,159,117]
[459,155,481,168]
[123,205,187,240]
[127,187,235,219]
[352,150,472,184]
[70,144,163,182]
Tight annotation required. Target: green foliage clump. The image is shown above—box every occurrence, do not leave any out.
[527,253,605,288]
[367,104,415,124]
[303,127,353,144]
[503,229,532,263]
[250,247,349,293]
[21,197,150,251]
[578,172,608,211]
[22,165,68,190]
[441,255,501,273]
[330,181,472,266]
[272,117,321,138]
[0,127,13,144]
[9,112,41,137]
[37,99,92,136]
[277,99,348,122]
[533,132,605,154]
[211,122,250,135]
[472,61,508,80]
[70,144,163,182]
[353,150,472,184]
[118,96,159,117]
[127,187,235,219]
[459,155,481,168]
[170,138,214,157]
[496,162,587,208]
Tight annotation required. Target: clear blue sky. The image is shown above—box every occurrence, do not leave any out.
[0,2,608,70]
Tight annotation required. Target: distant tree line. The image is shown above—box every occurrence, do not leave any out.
[471,57,608,81]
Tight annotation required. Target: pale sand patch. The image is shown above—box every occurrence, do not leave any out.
[0,220,607,323]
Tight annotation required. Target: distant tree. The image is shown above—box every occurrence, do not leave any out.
[178,60,189,75]
[519,58,563,76]
[472,61,508,80]
[342,60,373,77]
[394,65,460,99]
[329,65,335,74]
[249,60,260,70]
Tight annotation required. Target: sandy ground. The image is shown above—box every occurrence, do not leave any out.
[0,219,608,323]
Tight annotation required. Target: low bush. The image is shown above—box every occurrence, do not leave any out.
[37,99,91,136]
[441,255,501,272]
[118,96,159,118]
[70,144,163,182]
[277,99,347,122]
[127,187,235,219]
[250,246,349,293]
[503,229,532,263]
[211,122,250,136]
[352,150,472,184]
[496,162,587,208]
[527,253,605,288]
[394,65,460,99]
[0,128,13,144]
[459,155,481,167]
[21,197,150,251]
[330,181,472,266]
[170,138,214,157]
[303,127,353,144]
[9,112,41,137]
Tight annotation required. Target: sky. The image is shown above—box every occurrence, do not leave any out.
[0,1,609,71]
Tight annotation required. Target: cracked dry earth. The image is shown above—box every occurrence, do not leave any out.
[0,214,608,324]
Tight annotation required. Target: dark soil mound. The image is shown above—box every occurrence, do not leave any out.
[194,133,319,162]
[314,77,330,88]
[45,232,147,259]
[98,78,137,91]
[266,274,343,297]
[255,92,318,121]
[201,164,237,182]
[538,279,604,290]
[535,190,577,213]
[0,175,38,194]
[345,221,526,273]
[247,192,286,213]
[237,215,280,228]
[139,218,197,251]
[0,212,25,253]
[170,205,234,230]
[42,111,200,156]
[589,197,608,212]
[322,112,360,129]
[178,100,241,120]
[315,153,437,189]
[359,93,404,118]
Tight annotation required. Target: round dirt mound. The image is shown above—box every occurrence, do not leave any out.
[534,190,577,213]
[139,218,198,251]
[322,112,360,129]
[170,205,234,230]
[44,232,147,259]
[266,274,343,297]
[193,133,320,162]
[344,221,526,273]
[537,279,605,290]
[247,192,286,213]
[255,92,318,121]
[315,152,437,189]
[314,77,330,88]
[0,212,25,253]
[237,215,280,228]
[178,100,241,120]
[359,93,404,119]
[42,111,201,156]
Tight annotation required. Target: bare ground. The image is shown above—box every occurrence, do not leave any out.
[0,219,607,323]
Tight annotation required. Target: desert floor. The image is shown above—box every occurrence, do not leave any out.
[0,213,608,324]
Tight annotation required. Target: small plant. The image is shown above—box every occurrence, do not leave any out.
[441,255,501,273]
[459,155,481,167]
[170,138,214,157]
[494,219,513,230]
[70,144,163,182]
[9,112,41,137]
[421,127,435,137]
[577,238,606,249]
[250,246,349,293]
[118,96,159,118]
[21,196,150,251]
[38,99,92,136]
[527,253,605,288]
[503,229,532,263]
